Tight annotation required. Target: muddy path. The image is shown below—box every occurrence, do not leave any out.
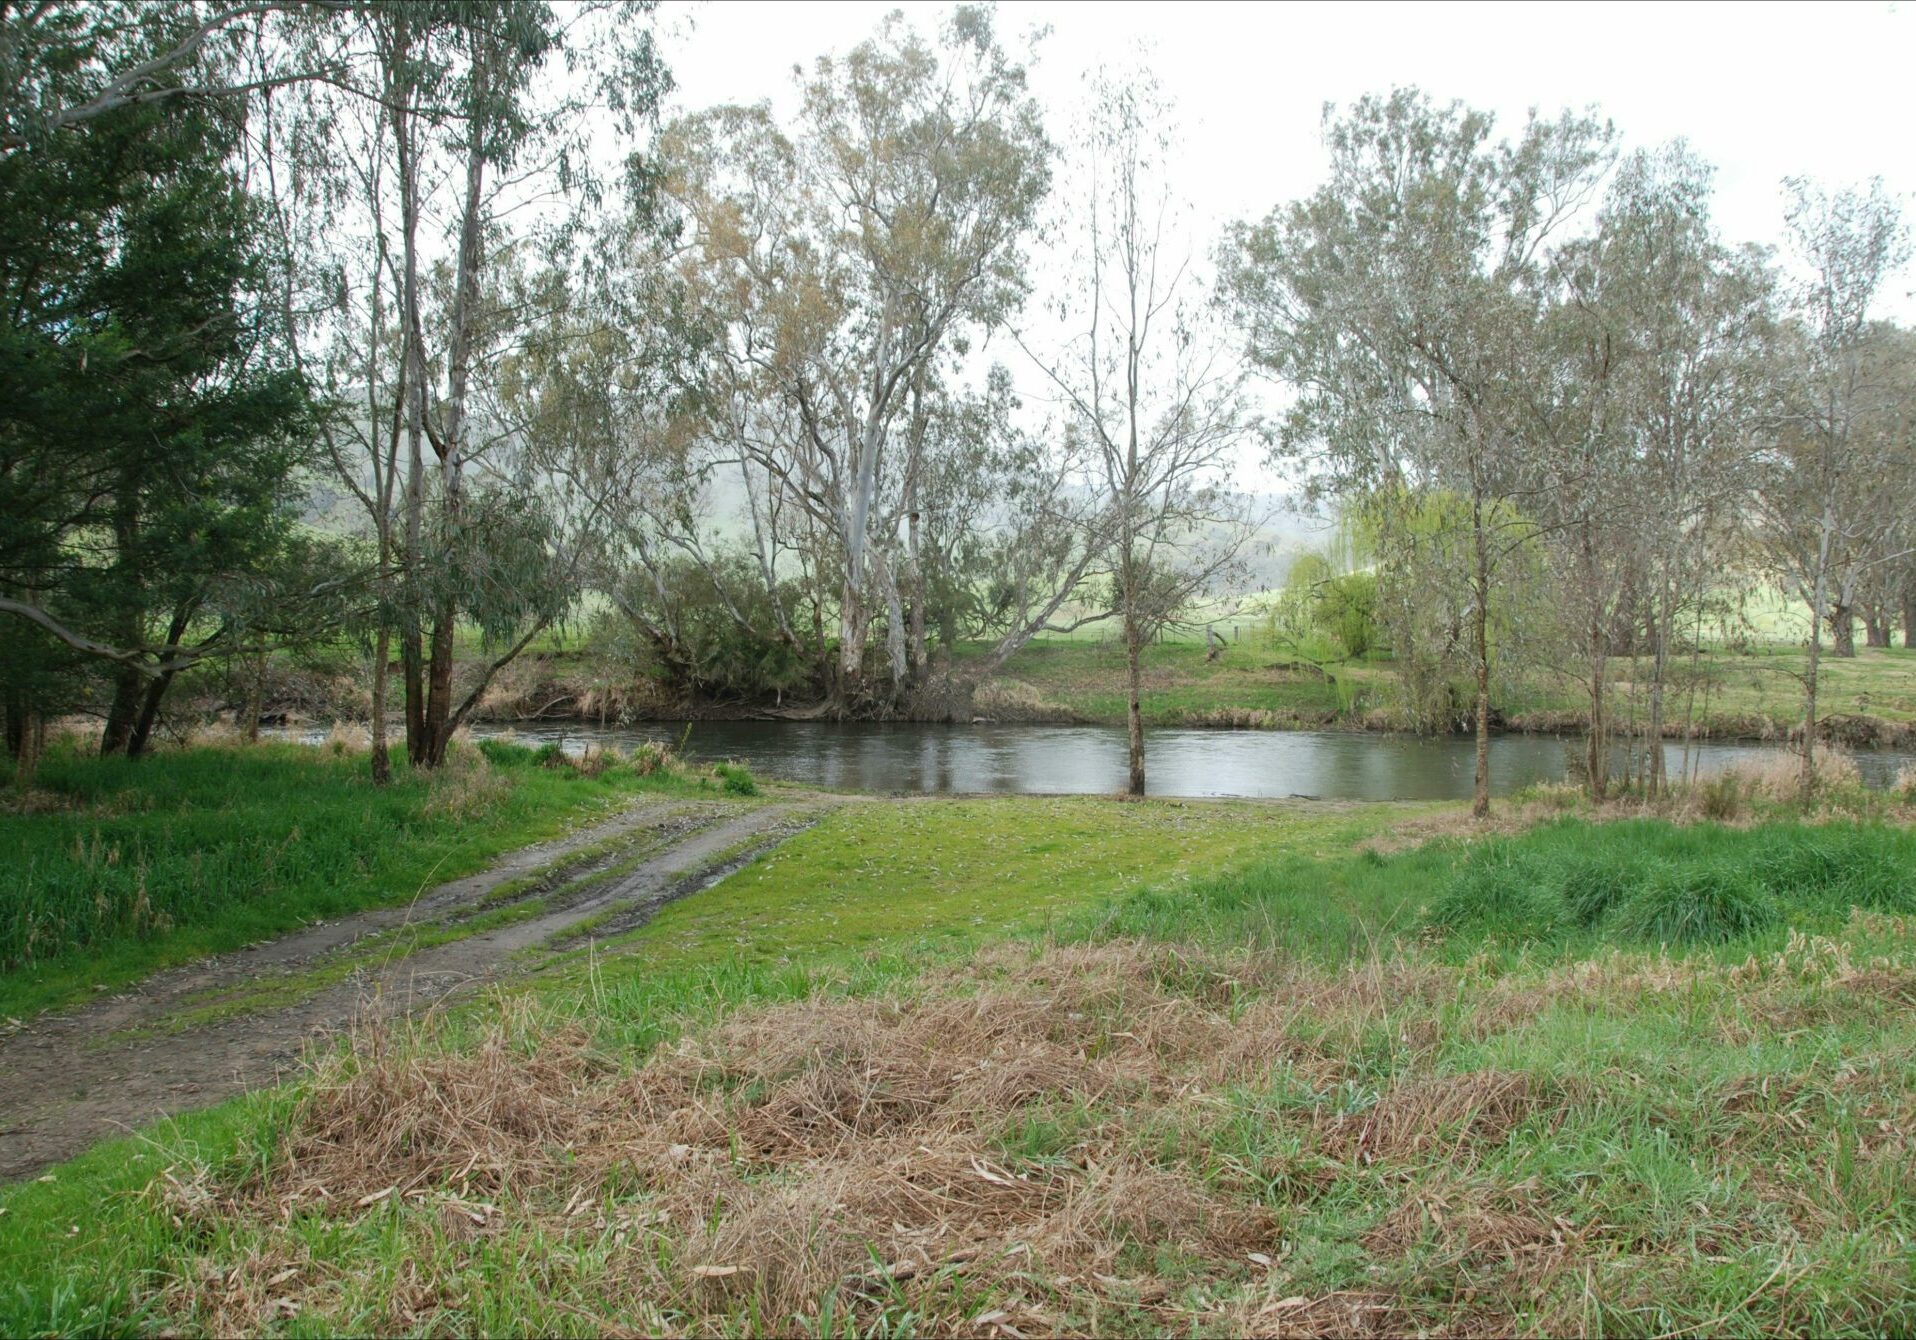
[0,794,835,1182]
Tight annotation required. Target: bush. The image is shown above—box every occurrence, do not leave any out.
[1612,864,1776,945]
[712,761,759,797]
[1696,772,1745,821]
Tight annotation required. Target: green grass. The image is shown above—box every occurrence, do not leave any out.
[962,631,1916,736]
[0,741,730,1019]
[8,797,1916,1335]
[583,795,1396,977]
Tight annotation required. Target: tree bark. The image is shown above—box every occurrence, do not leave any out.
[125,602,194,758]
[1863,611,1890,648]
[100,497,144,756]
[1802,598,1823,804]
[369,625,393,784]
[1470,485,1492,819]
[1124,597,1145,797]
[1828,603,1856,658]
[421,48,491,770]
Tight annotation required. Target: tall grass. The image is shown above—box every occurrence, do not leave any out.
[1060,814,1916,963]
[0,740,721,1018]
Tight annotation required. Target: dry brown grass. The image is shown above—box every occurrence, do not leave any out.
[420,743,512,820]
[151,940,1622,1336]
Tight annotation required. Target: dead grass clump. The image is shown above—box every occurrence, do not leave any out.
[421,744,512,821]
[1224,1288,1426,1338]
[1360,1176,1570,1271]
[322,720,372,756]
[282,1012,603,1201]
[181,942,1321,1334]
[1720,743,1862,805]
[1318,1070,1549,1167]
[971,677,1075,722]
[1894,763,1916,803]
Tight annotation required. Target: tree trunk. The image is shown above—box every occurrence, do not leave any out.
[99,487,145,755]
[1470,487,1492,819]
[1644,586,1671,797]
[10,706,43,791]
[837,579,868,704]
[125,602,193,758]
[1828,603,1856,658]
[1863,611,1890,648]
[1903,590,1916,649]
[1124,601,1145,797]
[244,649,267,744]
[369,624,393,785]
[420,54,491,771]
[907,505,927,685]
[393,50,429,768]
[1802,598,1823,804]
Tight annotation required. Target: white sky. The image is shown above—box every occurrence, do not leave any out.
[658,0,1915,297]
[650,0,1916,509]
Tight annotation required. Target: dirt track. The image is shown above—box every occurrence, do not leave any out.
[0,795,828,1181]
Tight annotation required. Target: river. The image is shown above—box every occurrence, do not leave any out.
[449,719,1915,802]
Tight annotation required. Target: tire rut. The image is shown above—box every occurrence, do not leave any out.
[0,798,830,1182]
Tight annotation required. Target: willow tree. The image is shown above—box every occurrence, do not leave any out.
[659,6,1049,707]
[1227,89,1612,817]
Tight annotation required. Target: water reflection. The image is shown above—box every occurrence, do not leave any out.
[436,719,1913,802]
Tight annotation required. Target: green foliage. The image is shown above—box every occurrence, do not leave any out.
[1422,819,1916,950]
[604,554,816,701]
[712,760,759,796]
[0,21,317,744]
[0,741,680,1017]
[1612,865,1777,944]
[1427,850,1567,938]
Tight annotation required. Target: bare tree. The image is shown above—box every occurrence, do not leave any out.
[1023,68,1257,796]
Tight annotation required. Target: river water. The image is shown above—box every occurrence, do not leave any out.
[456,719,1915,802]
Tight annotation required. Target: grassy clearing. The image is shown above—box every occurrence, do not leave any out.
[966,635,1916,739]
[0,740,745,1020]
[8,792,1916,1335]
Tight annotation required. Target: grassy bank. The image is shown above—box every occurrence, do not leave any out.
[6,787,1916,1335]
[0,740,734,1020]
[967,636,1916,740]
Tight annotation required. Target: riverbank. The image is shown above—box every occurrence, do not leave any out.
[442,639,1916,747]
[0,738,760,1020]
[6,777,1916,1335]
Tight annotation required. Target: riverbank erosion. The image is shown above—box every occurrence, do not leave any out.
[5,742,1916,1335]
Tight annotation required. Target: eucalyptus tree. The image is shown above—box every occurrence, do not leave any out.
[264,1,668,772]
[1531,145,1774,796]
[1755,178,1908,798]
[657,6,1049,706]
[1023,69,1259,796]
[1227,89,1612,816]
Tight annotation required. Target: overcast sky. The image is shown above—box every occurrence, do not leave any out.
[656,0,1914,298]
[647,0,1915,509]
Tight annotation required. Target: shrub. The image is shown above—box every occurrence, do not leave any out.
[1696,772,1745,821]
[1612,864,1776,945]
[712,761,759,797]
